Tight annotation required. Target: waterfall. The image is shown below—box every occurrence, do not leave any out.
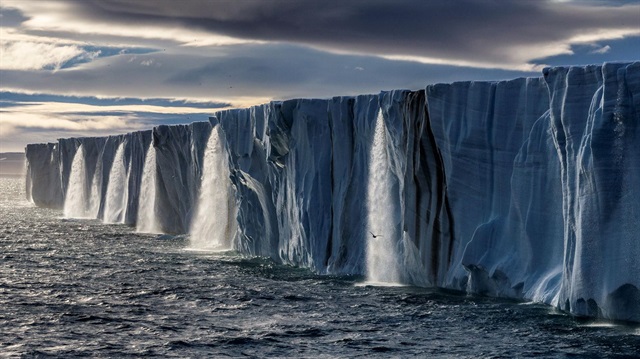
[189,126,235,250]
[365,110,401,284]
[87,159,102,218]
[136,143,160,233]
[103,143,129,223]
[25,159,32,203]
[64,145,89,218]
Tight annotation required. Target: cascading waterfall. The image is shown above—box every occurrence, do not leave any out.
[136,143,160,233]
[366,110,401,284]
[87,160,102,218]
[189,126,235,250]
[25,159,33,204]
[103,143,129,223]
[64,145,89,218]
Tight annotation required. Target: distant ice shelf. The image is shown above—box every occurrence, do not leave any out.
[25,62,640,322]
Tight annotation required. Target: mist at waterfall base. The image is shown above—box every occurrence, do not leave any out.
[1,178,639,357]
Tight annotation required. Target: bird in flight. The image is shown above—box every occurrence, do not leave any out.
[369,231,382,239]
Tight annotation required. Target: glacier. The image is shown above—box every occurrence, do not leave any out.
[25,62,639,322]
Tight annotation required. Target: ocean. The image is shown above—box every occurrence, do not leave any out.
[1,177,638,358]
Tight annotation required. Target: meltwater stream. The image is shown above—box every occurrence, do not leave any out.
[1,177,638,357]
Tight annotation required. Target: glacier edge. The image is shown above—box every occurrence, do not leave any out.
[24,62,640,322]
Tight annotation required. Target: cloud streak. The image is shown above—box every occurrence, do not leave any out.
[0,40,98,70]
[591,44,612,54]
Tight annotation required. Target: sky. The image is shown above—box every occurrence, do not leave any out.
[0,0,638,152]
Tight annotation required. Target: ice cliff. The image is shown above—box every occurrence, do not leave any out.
[25,62,639,322]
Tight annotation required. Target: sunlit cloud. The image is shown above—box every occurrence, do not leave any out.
[0,112,131,135]
[0,27,83,46]
[0,40,95,71]
[0,96,231,147]
[2,101,228,116]
[0,111,144,152]
[568,28,640,44]
[0,27,157,70]
[591,45,612,54]
[379,55,546,72]
[0,100,223,152]
[5,1,255,49]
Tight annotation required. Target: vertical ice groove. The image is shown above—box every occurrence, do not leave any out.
[366,109,401,284]
[137,142,160,233]
[189,126,236,250]
[103,142,128,223]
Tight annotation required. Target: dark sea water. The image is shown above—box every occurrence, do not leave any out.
[1,177,639,358]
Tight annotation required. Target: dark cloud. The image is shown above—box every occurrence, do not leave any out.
[0,7,28,27]
[57,0,640,67]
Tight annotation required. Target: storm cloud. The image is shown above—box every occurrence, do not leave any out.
[28,0,640,69]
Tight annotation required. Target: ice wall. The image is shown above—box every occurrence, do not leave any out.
[25,62,639,322]
[25,143,63,208]
[545,63,640,321]
[152,122,211,234]
[426,77,558,295]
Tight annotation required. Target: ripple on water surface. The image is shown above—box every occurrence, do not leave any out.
[1,177,639,357]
